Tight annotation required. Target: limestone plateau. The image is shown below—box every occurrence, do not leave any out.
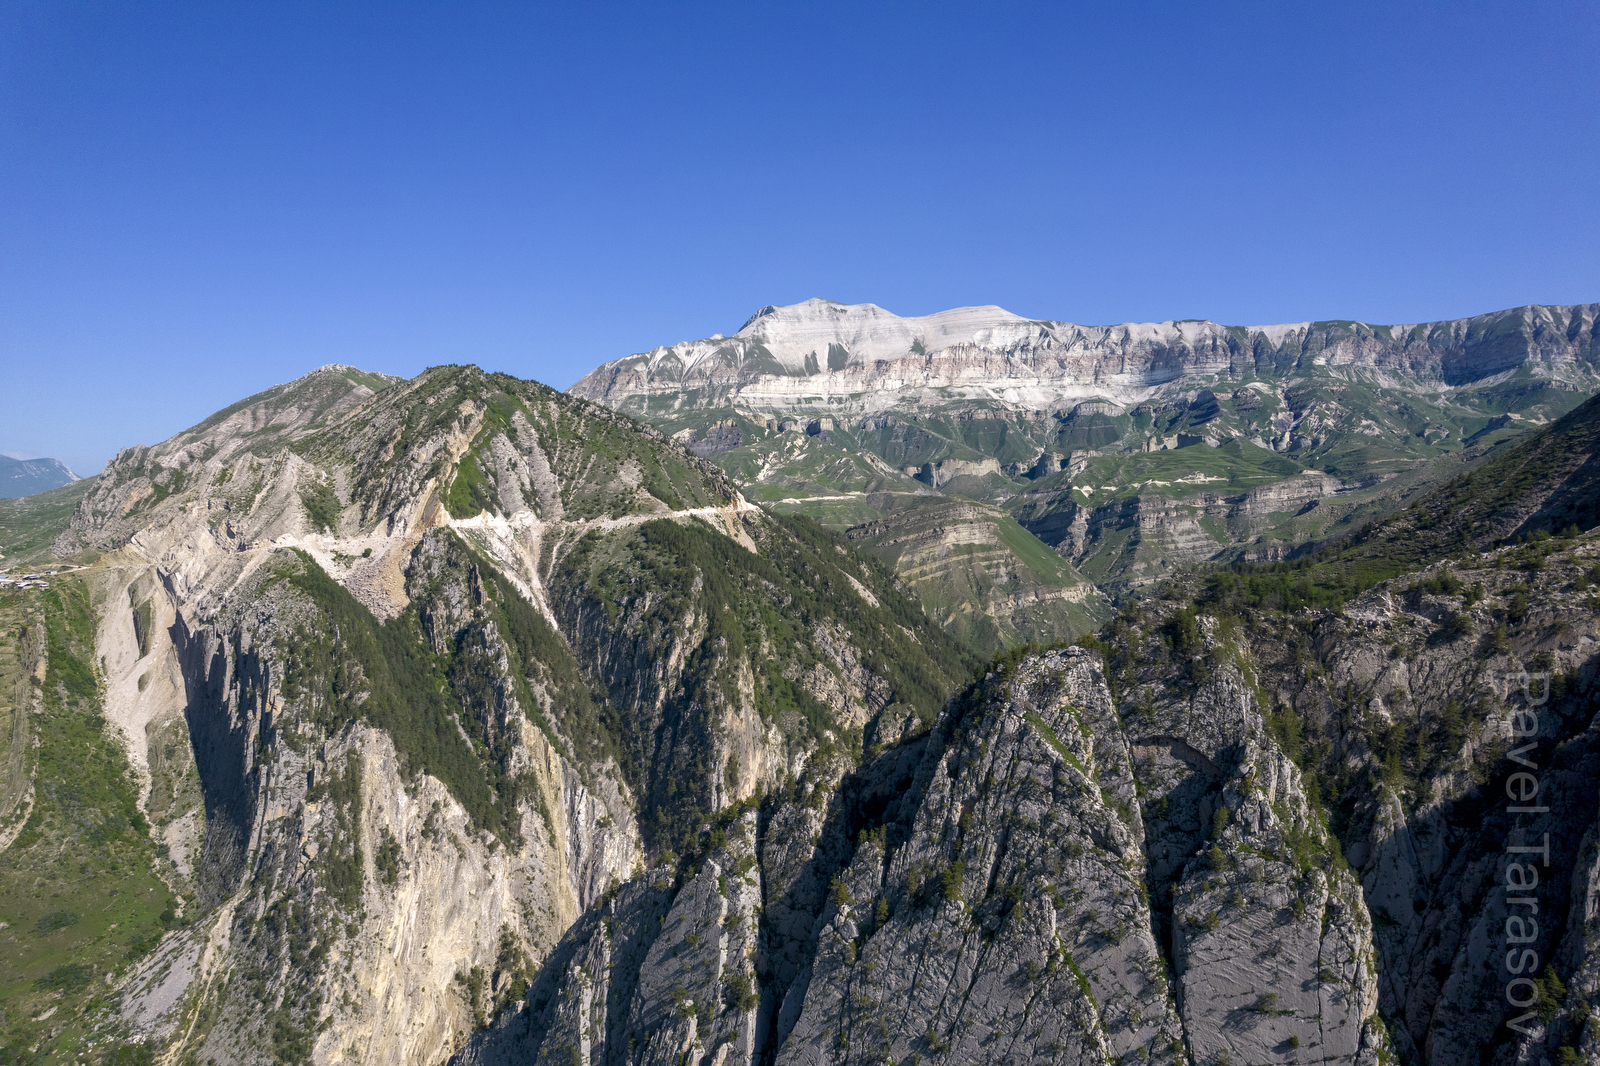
[0,329,1595,1066]
[572,299,1599,413]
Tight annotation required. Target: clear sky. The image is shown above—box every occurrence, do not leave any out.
[3,1,1597,475]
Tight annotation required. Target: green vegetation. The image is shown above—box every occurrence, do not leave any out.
[298,476,341,533]
[1062,950,1094,1001]
[311,752,365,911]
[0,478,94,567]
[723,970,760,1012]
[782,492,1105,656]
[559,512,977,851]
[1023,712,1086,775]
[359,368,725,525]
[939,861,966,902]
[463,541,621,772]
[444,451,494,519]
[282,551,526,842]
[281,526,649,848]
[1195,392,1600,609]
[0,581,173,1063]
[1068,438,1304,502]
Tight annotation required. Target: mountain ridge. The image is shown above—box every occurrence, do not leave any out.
[573,298,1600,408]
[3,358,1599,1065]
[0,454,79,500]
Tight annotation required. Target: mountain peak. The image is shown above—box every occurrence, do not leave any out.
[733,298,1025,340]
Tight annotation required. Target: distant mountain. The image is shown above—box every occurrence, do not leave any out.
[570,299,1600,607]
[571,298,1600,412]
[0,454,78,499]
[1261,387,1600,597]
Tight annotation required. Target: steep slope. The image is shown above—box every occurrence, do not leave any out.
[0,579,176,1061]
[1220,389,1600,602]
[571,299,1600,606]
[0,455,79,499]
[11,351,1600,1066]
[1083,395,1600,1064]
[2,364,976,1064]
[1119,528,1600,1066]
[459,645,1388,1066]
[455,361,1600,1066]
[1330,389,1600,562]
[771,492,1106,655]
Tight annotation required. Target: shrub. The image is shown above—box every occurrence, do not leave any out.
[34,962,93,992]
[375,827,403,886]
[723,971,760,1012]
[940,861,966,903]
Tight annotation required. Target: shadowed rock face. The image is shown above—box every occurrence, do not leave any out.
[457,648,1391,1066]
[456,509,1600,1066]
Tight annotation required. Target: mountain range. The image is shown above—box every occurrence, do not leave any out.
[574,299,1599,648]
[0,299,1596,1066]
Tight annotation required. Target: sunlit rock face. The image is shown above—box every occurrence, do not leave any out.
[572,299,1600,415]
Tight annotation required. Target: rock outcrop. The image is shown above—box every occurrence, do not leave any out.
[8,356,1600,1066]
[457,644,1394,1066]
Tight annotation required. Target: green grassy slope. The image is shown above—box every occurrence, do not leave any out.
[773,493,1106,656]
[0,580,173,1063]
[0,480,95,569]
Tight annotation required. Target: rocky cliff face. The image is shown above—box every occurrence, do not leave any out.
[456,644,1391,1066]
[5,364,973,1064]
[445,397,1600,1066]
[571,300,1600,413]
[1165,532,1600,1066]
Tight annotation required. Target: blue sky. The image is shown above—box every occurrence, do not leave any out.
[3,2,1597,475]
